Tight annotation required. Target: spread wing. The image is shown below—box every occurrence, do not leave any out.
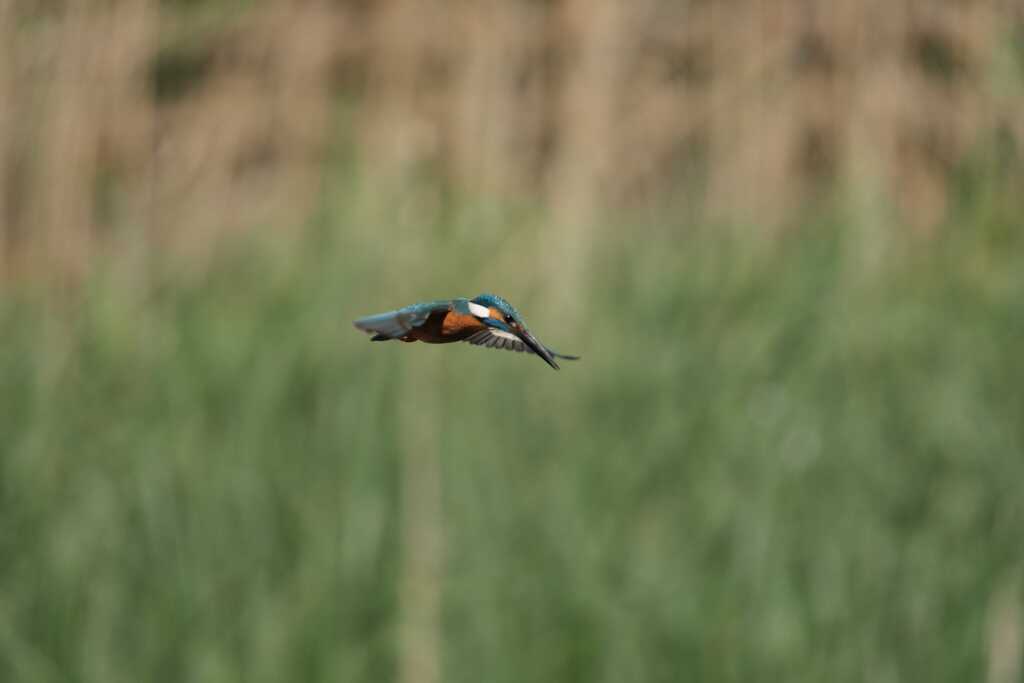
[465,328,528,352]
[463,329,580,360]
[353,300,450,339]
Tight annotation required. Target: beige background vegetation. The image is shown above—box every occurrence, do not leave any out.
[0,0,1022,277]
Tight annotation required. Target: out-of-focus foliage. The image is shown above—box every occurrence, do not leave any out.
[1,1,1024,681]
[1,173,1022,681]
[1,0,1024,278]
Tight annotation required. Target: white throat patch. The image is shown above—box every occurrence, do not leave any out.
[467,302,491,318]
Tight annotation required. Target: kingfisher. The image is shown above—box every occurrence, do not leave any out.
[353,294,580,370]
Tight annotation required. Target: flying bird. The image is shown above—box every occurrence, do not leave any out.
[353,294,580,370]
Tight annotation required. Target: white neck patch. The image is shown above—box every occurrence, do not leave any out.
[467,302,491,318]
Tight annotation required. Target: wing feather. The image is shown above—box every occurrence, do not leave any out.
[462,328,576,358]
[353,300,449,339]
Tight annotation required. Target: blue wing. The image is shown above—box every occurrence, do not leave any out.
[463,329,580,360]
[353,300,451,339]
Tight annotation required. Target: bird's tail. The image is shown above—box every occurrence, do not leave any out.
[546,347,580,361]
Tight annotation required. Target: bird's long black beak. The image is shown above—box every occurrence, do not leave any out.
[516,327,560,370]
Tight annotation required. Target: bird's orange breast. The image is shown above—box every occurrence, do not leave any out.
[404,308,485,344]
[442,310,485,337]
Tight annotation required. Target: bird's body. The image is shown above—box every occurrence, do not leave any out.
[406,305,484,343]
[353,294,579,370]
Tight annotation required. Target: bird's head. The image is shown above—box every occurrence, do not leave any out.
[467,293,561,369]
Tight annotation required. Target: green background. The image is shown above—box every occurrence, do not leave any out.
[2,178,1023,681]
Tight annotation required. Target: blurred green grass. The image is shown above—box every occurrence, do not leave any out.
[1,182,1023,682]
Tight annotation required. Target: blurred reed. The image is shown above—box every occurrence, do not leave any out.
[396,360,444,683]
[0,0,1022,281]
